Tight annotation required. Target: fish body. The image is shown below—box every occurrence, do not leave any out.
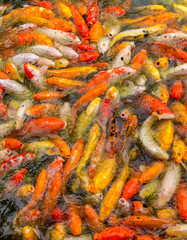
[24,63,47,90]
[15,99,33,130]
[110,24,167,48]
[35,27,81,45]
[13,117,66,140]
[0,153,35,179]
[0,79,32,100]
[78,67,135,93]
[154,162,181,208]
[28,45,62,58]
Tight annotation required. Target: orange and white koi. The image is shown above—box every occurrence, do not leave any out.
[4,63,23,82]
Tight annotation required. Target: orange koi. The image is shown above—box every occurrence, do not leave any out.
[4,63,22,82]
[120,175,141,201]
[33,90,66,102]
[123,12,179,28]
[170,80,184,100]
[0,71,9,79]
[71,83,109,132]
[131,201,150,216]
[78,67,135,93]
[40,1,53,10]
[41,171,62,224]
[50,135,70,158]
[147,42,187,62]
[61,138,84,195]
[0,153,35,180]
[46,156,64,184]
[101,6,126,17]
[75,2,87,16]
[122,216,176,229]
[26,103,59,118]
[90,21,103,42]
[94,226,136,240]
[176,183,187,221]
[46,77,85,89]
[131,50,147,71]
[12,117,66,140]
[138,94,174,118]
[1,138,23,150]
[74,50,100,63]
[139,161,165,185]
[46,66,97,79]
[66,197,82,236]
[68,3,89,39]
[50,18,72,32]
[84,204,105,233]
[31,32,53,46]
[14,169,47,225]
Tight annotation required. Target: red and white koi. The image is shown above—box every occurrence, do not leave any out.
[24,63,47,90]
[0,153,35,179]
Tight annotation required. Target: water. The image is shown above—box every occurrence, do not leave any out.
[0,0,186,239]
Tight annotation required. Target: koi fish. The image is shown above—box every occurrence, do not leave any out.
[34,27,81,45]
[78,67,135,93]
[122,216,176,229]
[154,162,181,208]
[151,32,187,49]
[94,226,136,240]
[46,66,97,79]
[24,63,47,90]
[139,115,169,161]
[99,165,129,221]
[14,169,47,225]
[110,24,167,48]
[0,138,23,150]
[0,79,32,100]
[1,168,27,196]
[12,116,66,140]
[26,103,59,118]
[84,204,105,233]
[0,153,35,179]
[33,90,66,102]
[61,138,84,195]
[71,83,109,132]
[147,42,187,62]
[46,77,85,89]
